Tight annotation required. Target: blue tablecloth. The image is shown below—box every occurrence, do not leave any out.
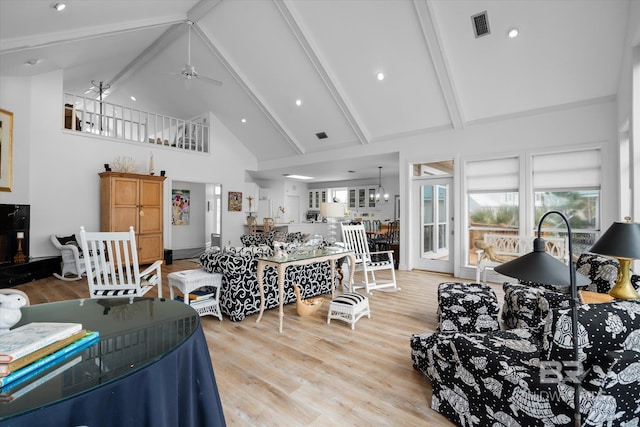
[1,325,226,427]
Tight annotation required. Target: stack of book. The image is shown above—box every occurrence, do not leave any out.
[175,289,214,303]
[0,322,100,394]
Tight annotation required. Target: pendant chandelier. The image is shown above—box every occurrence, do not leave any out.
[371,166,389,203]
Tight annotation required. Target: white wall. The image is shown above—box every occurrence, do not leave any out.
[395,99,619,274]
[0,70,258,257]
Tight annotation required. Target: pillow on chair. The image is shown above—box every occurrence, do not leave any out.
[576,253,619,293]
[56,234,78,246]
[56,234,83,255]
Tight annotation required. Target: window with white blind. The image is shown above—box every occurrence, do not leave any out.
[532,148,601,255]
[466,157,520,265]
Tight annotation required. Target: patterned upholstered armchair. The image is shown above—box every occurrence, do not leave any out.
[501,252,640,332]
[411,301,640,426]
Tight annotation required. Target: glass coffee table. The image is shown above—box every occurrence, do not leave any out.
[255,247,355,333]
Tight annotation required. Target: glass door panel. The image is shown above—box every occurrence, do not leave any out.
[413,177,453,273]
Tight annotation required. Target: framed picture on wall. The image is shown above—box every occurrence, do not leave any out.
[172,189,190,225]
[0,109,14,192]
[228,191,242,212]
[395,195,400,221]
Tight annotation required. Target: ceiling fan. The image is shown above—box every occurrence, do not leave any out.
[171,20,223,90]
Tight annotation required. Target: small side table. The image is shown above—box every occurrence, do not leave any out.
[579,290,615,304]
[168,268,223,320]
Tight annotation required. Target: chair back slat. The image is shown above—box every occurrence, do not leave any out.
[341,224,371,264]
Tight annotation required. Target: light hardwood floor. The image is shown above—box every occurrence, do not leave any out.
[12,260,504,426]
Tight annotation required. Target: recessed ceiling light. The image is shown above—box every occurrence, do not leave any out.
[507,27,519,38]
[377,72,385,81]
[50,2,66,11]
[241,118,247,124]
[295,99,302,106]
[24,59,40,66]
[283,174,313,180]
[130,96,136,101]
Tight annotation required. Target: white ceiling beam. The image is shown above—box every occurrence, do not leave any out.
[193,23,305,155]
[101,1,224,100]
[107,24,183,91]
[276,0,371,145]
[0,16,184,54]
[413,0,465,130]
[187,0,224,23]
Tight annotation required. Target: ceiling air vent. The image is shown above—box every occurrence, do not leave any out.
[315,132,328,140]
[471,11,490,38]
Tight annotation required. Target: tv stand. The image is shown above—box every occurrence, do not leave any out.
[0,257,60,288]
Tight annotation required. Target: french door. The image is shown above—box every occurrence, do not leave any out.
[412,177,453,273]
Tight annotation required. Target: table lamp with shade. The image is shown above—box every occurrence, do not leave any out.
[588,217,640,300]
[494,210,589,427]
[320,202,344,245]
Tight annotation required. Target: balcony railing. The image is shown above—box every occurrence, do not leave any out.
[63,93,209,153]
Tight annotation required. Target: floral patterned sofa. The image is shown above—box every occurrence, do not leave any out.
[199,232,332,321]
[411,300,640,426]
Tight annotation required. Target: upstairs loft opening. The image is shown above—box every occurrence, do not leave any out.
[63,93,210,154]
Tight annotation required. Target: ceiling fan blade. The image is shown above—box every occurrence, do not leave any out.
[198,75,223,87]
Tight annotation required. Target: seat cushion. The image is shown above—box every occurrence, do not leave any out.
[331,292,367,306]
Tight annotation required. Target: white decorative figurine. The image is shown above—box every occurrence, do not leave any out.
[0,292,28,335]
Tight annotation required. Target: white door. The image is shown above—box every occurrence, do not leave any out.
[285,195,299,223]
[412,177,454,273]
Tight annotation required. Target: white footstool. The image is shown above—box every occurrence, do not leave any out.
[327,292,370,330]
[168,268,223,320]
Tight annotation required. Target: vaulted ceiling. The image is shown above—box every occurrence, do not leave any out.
[0,0,633,182]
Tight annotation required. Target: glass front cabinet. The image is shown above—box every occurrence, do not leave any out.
[347,186,378,209]
[308,189,327,210]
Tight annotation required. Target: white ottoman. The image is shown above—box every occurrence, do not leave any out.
[168,268,223,320]
[327,292,370,330]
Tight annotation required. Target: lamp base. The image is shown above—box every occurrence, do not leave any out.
[609,258,640,300]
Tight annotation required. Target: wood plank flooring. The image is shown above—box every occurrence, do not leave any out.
[12,260,504,426]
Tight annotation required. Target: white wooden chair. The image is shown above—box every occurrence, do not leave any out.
[79,226,163,303]
[340,223,399,294]
[51,234,87,281]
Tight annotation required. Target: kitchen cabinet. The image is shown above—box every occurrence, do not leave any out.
[307,189,327,210]
[347,186,378,209]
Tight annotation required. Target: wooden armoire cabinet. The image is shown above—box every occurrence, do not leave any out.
[99,172,166,265]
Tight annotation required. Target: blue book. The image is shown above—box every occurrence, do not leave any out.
[0,331,99,389]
